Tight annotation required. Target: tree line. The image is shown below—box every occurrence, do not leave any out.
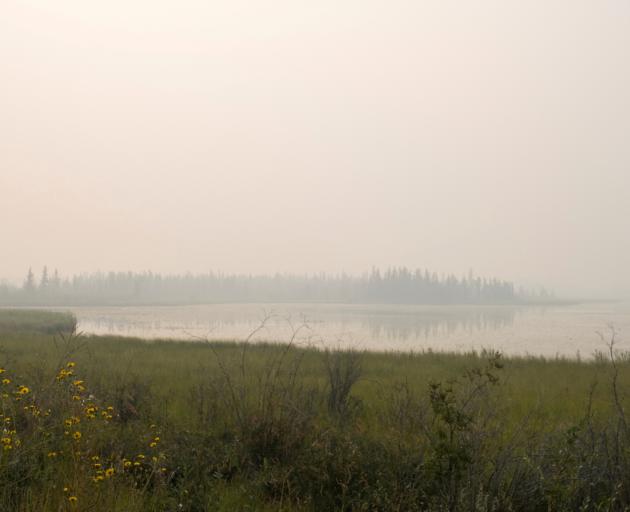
[0,266,553,306]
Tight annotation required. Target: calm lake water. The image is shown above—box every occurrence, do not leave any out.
[62,302,630,358]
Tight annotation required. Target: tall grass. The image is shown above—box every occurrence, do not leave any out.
[0,311,629,510]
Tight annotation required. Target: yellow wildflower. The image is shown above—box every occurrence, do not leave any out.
[68,496,78,504]
[2,379,10,385]
[17,385,29,395]
[67,362,76,368]
[105,467,114,478]
[72,431,81,440]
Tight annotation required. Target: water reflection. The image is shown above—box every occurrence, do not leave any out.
[357,307,517,342]
[71,304,518,348]
[65,302,630,357]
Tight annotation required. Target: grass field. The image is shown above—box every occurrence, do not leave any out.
[0,309,629,511]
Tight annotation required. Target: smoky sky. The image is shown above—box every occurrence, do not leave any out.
[1,0,629,299]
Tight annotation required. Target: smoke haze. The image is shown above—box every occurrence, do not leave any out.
[2,1,629,299]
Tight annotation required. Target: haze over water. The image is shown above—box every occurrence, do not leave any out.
[68,302,630,358]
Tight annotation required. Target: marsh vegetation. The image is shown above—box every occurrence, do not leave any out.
[0,310,629,511]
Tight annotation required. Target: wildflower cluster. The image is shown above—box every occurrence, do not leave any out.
[90,455,116,483]
[0,366,30,454]
[0,357,168,507]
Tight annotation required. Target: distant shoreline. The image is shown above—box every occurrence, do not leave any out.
[0,299,583,308]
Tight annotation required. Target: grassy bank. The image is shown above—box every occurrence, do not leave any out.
[0,310,629,511]
[0,308,76,335]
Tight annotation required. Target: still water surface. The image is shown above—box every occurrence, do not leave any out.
[65,302,630,358]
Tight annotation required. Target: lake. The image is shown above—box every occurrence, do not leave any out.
[61,301,630,358]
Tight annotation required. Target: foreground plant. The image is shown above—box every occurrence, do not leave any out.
[0,334,169,511]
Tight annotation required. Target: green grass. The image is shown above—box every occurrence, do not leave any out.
[0,308,76,335]
[0,310,628,511]
[1,332,617,427]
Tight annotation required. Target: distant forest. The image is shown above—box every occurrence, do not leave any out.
[0,267,553,306]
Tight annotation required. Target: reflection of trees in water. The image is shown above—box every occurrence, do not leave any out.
[78,306,520,343]
[359,308,517,342]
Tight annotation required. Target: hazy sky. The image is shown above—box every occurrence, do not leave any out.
[2,0,629,299]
